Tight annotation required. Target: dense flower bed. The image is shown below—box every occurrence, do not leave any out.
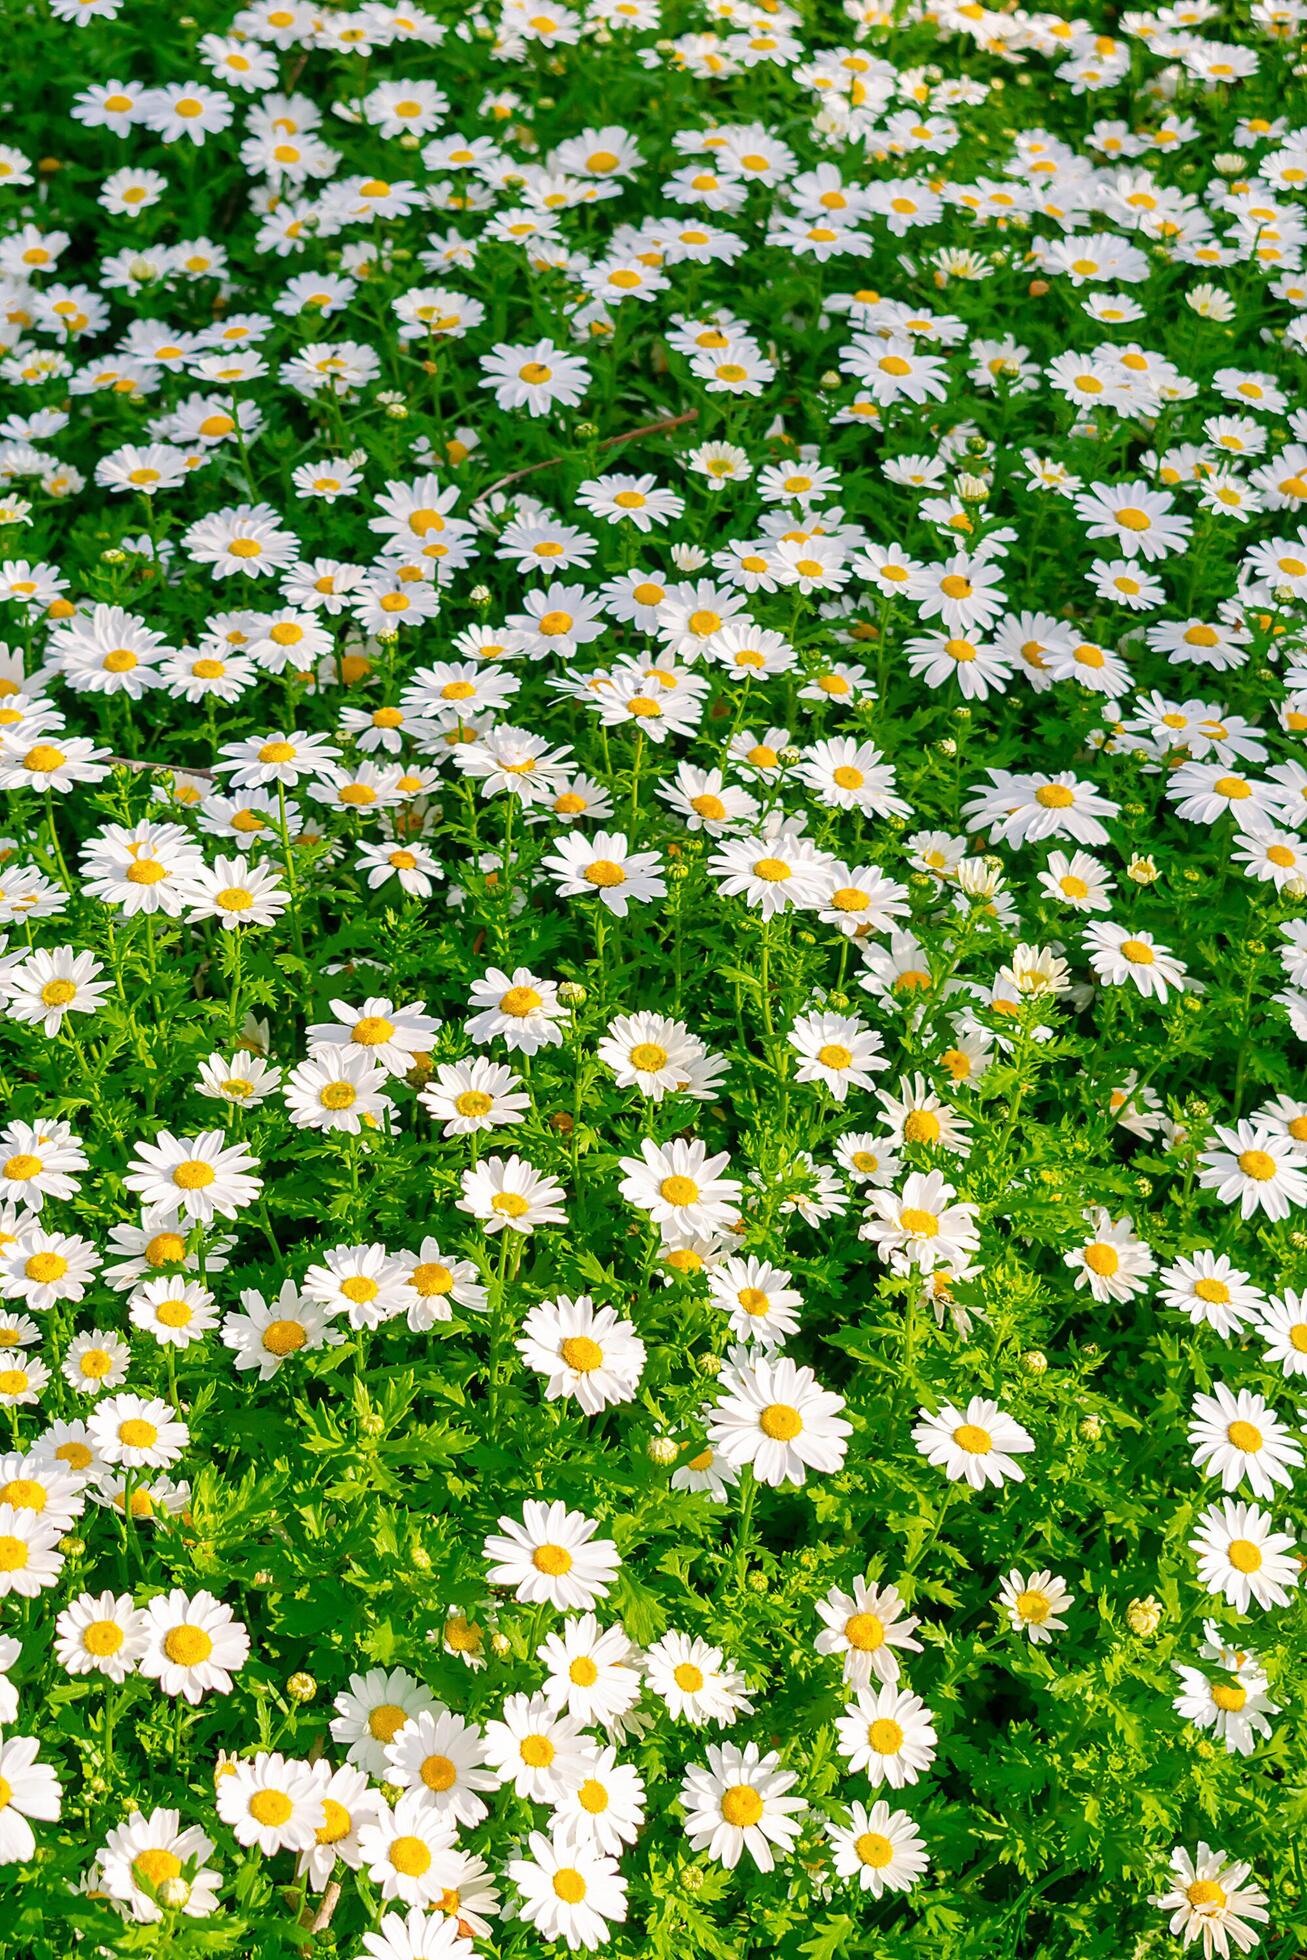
[0,0,1305,1954]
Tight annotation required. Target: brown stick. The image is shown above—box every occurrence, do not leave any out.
[472,408,698,505]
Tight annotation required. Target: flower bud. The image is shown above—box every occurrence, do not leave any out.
[287,1671,316,1704]
[647,1436,678,1466]
[1127,1594,1162,1638]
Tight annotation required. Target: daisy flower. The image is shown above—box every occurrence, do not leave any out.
[912,1397,1034,1489]
[483,1501,620,1613]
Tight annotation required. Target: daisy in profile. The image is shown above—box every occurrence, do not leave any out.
[835,1684,938,1788]
[708,1355,850,1488]
[517,1296,646,1415]
[813,1578,922,1689]
[1191,1499,1300,1612]
[483,1501,620,1613]
[1188,1383,1303,1500]
[679,1741,807,1872]
[826,1801,930,1898]
[1197,1122,1307,1221]
[137,1589,250,1702]
[997,1569,1073,1643]
[458,1156,568,1237]
[645,1631,753,1728]
[507,1829,628,1951]
[1151,1844,1268,1957]
[912,1397,1034,1489]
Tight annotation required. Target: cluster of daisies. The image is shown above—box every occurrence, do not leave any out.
[0,0,1306,1952]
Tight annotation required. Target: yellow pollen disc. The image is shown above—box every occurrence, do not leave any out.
[317,1799,352,1844]
[1238,1150,1276,1182]
[164,1624,213,1666]
[1187,1879,1227,1909]
[1228,1538,1262,1573]
[1015,1589,1051,1624]
[721,1784,763,1827]
[133,1847,182,1887]
[855,1831,894,1867]
[659,1174,699,1206]
[561,1335,604,1373]
[118,1418,158,1449]
[40,979,77,1007]
[584,859,626,888]
[1084,1243,1119,1276]
[368,1703,408,1742]
[899,1208,938,1236]
[390,1836,431,1878]
[262,1319,306,1356]
[953,1423,991,1454]
[533,1542,572,1575]
[500,986,541,1017]
[173,1159,215,1189]
[868,1717,904,1754]
[673,1661,705,1692]
[1120,938,1154,965]
[1210,1679,1247,1712]
[846,1611,885,1651]
[420,1753,457,1792]
[578,1777,608,1813]
[760,1402,802,1441]
[520,1733,555,1767]
[1227,1420,1263,1453]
